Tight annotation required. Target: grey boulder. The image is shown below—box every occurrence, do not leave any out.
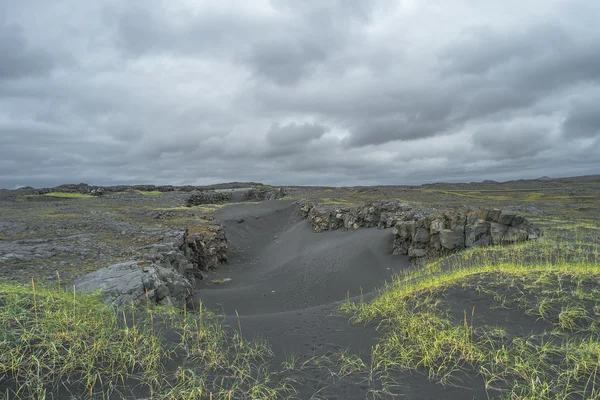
[74,261,192,308]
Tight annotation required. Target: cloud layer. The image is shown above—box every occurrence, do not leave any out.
[1,0,599,188]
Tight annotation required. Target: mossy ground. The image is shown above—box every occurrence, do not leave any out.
[42,192,95,199]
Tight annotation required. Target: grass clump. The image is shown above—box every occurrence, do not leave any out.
[42,192,95,199]
[343,264,600,398]
[0,281,295,399]
[0,280,159,398]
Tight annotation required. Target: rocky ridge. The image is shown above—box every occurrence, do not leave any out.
[186,187,287,207]
[298,201,541,259]
[75,219,228,307]
[393,208,541,258]
[186,190,234,206]
[298,200,432,232]
[74,261,193,308]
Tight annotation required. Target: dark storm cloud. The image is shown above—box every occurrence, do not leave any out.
[266,122,328,146]
[1,0,600,188]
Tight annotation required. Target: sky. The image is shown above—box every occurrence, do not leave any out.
[1,0,599,189]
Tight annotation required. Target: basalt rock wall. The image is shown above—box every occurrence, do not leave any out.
[393,209,541,258]
[186,187,287,206]
[299,200,433,232]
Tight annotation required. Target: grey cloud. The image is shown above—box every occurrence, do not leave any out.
[113,0,384,85]
[266,122,328,146]
[510,45,600,95]
[472,121,554,160]
[271,0,378,21]
[0,22,54,79]
[439,22,600,99]
[261,122,329,158]
[562,99,600,138]
[460,87,535,120]
[250,18,600,149]
[439,24,571,76]
[347,116,452,147]
[114,6,254,56]
[245,41,327,85]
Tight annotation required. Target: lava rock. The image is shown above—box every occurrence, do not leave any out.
[74,261,193,308]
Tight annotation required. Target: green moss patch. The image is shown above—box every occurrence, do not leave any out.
[134,190,163,195]
[42,192,95,199]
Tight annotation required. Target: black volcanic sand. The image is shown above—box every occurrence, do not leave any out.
[193,201,489,399]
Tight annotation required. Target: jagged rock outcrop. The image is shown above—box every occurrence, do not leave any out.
[74,261,193,308]
[74,220,228,308]
[393,209,541,258]
[38,183,105,196]
[244,187,287,201]
[186,187,287,206]
[186,190,233,206]
[182,223,228,274]
[299,200,431,232]
[139,221,228,285]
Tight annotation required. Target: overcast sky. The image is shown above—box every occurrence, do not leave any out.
[1,0,599,188]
